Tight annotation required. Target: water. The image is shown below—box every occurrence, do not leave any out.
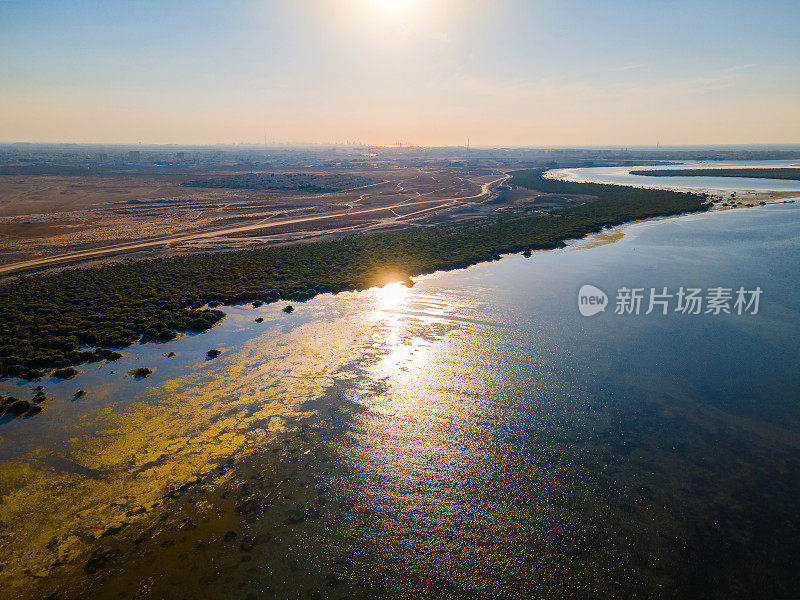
[320,205,800,597]
[1,195,800,598]
[550,159,800,192]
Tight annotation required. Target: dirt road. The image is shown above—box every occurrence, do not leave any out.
[0,174,509,276]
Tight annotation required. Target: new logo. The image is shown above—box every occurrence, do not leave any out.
[578,284,608,317]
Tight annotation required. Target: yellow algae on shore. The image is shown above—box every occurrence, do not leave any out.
[580,229,626,249]
[0,314,371,599]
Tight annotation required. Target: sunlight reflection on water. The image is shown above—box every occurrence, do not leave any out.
[2,204,800,598]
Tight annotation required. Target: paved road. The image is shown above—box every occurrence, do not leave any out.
[0,174,509,276]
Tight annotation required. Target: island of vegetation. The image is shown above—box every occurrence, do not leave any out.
[205,349,222,359]
[0,170,708,381]
[127,367,153,378]
[182,172,376,193]
[0,394,44,418]
[630,168,800,181]
[52,367,79,380]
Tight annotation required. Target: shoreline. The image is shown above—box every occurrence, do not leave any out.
[0,309,377,599]
[565,193,799,251]
[629,167,800,180]
[0,170,709,383]
[546,162,800,195]
[1,188,798,599]
[2,198,798,598]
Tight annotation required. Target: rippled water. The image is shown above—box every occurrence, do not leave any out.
[321,204,800,597]
[2,201,800,598]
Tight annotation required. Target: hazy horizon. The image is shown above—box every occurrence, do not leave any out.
[2,0,799,146]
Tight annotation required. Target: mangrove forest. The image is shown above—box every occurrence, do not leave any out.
[0,171,709,380]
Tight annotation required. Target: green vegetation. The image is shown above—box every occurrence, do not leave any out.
[206,349,222,359]
[0,396,43,418]
[282,305,294,313]
[0,170,707,381]
[52,367,79,380]
[25,404,43,416]
[10,399,31,414]
[74,389,86,399]
[630,168,800,181]
[0,395,19,415]
[127,367,153,378]
[183,172,375,193]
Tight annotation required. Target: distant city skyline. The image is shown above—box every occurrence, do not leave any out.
[1,0,799,145]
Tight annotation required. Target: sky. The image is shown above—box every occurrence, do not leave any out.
[1,0,799,146]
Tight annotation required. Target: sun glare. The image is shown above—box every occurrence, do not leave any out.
[375,281,410,310]
[367,0,422,17]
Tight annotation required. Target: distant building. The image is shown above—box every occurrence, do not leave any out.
[128,150,140,161]
[176,151,185,160]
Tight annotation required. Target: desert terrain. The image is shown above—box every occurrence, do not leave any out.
[0,164,536,274]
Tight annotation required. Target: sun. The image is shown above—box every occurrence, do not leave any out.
[366,0,422,17]
[375,281,410,309]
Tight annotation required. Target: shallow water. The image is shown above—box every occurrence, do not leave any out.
[551,159,800,192]
[1,202,800,598]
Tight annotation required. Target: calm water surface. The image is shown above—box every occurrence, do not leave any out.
[1,200,799,599]
[551,159,800,192]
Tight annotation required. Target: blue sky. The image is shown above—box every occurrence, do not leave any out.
[1,0,798,145]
